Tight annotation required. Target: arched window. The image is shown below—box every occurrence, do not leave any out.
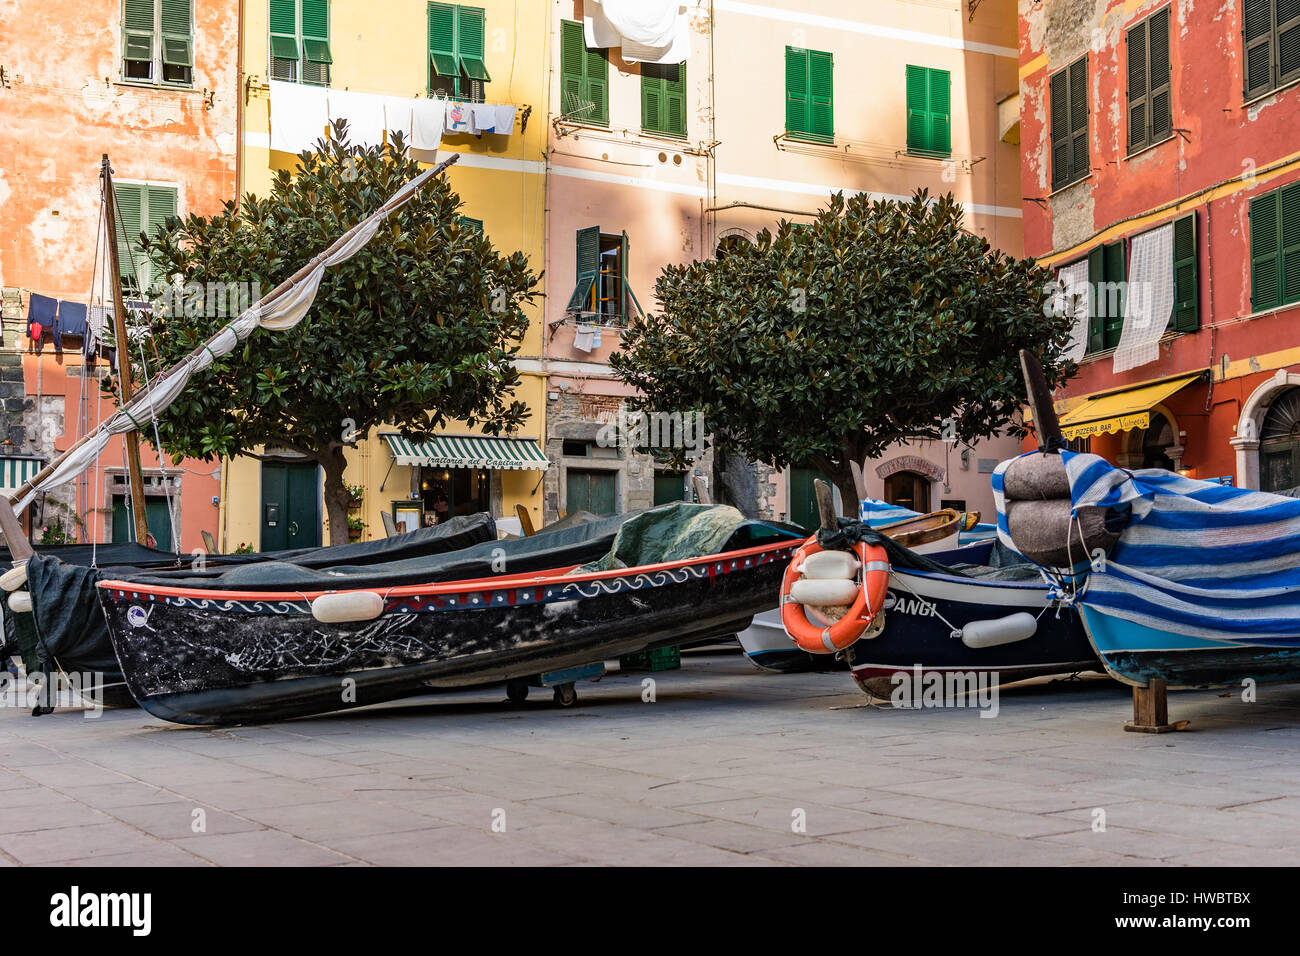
[883,471,931,513]
[1260,388,1300,494]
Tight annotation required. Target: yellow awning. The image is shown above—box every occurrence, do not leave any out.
[1056,370,1208,440]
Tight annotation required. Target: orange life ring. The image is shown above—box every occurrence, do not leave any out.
[780,536,890,654]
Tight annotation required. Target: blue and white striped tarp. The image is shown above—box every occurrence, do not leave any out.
[992,451,1300,645]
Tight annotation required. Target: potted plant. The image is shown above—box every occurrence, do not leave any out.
[347,516,366,541]
[345,483,365,509]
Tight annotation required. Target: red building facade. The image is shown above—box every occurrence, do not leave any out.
[1018,0,1300,491]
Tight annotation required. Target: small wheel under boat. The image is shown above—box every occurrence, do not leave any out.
[505,679,529,703]
[553,683,577,707]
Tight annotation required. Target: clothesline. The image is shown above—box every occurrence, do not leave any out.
[269,81,516,156]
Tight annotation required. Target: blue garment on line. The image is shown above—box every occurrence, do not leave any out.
[53,300,87,352]
[27,293,57,342]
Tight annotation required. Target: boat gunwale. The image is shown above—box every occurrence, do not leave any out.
[95,536,802,603]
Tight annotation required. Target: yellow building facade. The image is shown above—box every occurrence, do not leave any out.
[222,0,549,550]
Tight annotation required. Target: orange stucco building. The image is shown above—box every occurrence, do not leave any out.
[0,0,238,551]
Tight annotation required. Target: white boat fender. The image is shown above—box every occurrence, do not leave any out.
[798,550,860,580]
[960,612,1037,649]
[789,578,859,607]
[0,561,28,592]
[311,591,384,623]
[8,590,32,614]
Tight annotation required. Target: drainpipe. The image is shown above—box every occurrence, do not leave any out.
[235,0,245,201]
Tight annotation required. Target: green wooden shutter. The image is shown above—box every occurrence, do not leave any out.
[1281,0,1300,88]
[641,69,664,133]
[458,6,490,82]
[785,46,810,137]
[1243,0,1273,98]
[1251,191,1281,312]
[299,0,330,84]
[1147,6,1171,142]
[906,64,929,152]
[1068,56,1089,183]
[1281,182,1300,307]
[1049,68,1069,190]
[429,2,458,80]
[619,231,643,319]
[664,63,685,137]
[142,186,177,287]
[159,0,191,66]
[114,184,143,285]
[559,19,584,116]
[566,226,600,312]
[1086,246,1106,353]
[123,0,156,68]
[808,50,833,142]
[642,63,685,137]
[1171,212,1199,332]
[1103,239,1126,348]
[583,41,608,124]
[1126,19,1148,153]
[928,67,950,155]
[270,0,299,78]
[458,216,483,235]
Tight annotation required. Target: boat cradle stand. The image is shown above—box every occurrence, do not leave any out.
[505,661,606,708]
[1124,679,1191,734]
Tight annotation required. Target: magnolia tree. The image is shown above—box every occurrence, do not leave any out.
[132,123,538,545]
[612,190,1075,515]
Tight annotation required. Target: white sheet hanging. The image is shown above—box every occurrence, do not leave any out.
[269,80,330,154]
[598,0,679,46]
[585,2,690,64]
[326,90,385,147]
[1055,259,1090,364]
[410,99,446,150]
[1113,223,1174,374]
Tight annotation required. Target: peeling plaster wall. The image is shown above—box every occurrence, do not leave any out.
[1018,0,1300,486]
[0,0,236,547]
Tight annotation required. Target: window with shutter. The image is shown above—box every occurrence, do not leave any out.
[1128,6,1172,154]
[642,62,686,137]
[1086,246,1106,353]
[906,65,951,157]
[113,184,144,286]
[620,231,644,319]
[428,5,488,101]
[458,216,483,235]
[786,46,833,143]
[1243,0,1300,99]
[123,0,192,86]
[300,0,331,87]
[1249,182,1300,312]
[1049,56,1088,189]
[270,0,331,87]
[559,20,608,125]
[1171,212,1199,332]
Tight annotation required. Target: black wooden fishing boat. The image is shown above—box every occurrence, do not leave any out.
[95,504,802,724]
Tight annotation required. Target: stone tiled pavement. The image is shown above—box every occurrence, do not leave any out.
[2,651,1300,866]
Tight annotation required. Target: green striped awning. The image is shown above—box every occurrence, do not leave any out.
[0,456,43,492]
[382,433,550,471]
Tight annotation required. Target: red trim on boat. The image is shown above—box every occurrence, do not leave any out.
[96,539,799,603]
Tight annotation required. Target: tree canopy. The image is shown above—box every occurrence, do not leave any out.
[611,190,1075,513]
[131,123,538,544]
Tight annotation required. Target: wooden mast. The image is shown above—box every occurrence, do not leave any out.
[101,154,152,548]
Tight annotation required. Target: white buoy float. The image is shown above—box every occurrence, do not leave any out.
[310,591,384,623]
[0,561,28,592]
[8,590,32,613]
[798,550,860,580]
[789,578,859,607]
[960,612,1037,649]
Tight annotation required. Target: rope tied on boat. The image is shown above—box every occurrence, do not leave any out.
[816,518,962,577]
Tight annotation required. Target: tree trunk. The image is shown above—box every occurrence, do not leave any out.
[810,453,860,519]
[319,443,352,546]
